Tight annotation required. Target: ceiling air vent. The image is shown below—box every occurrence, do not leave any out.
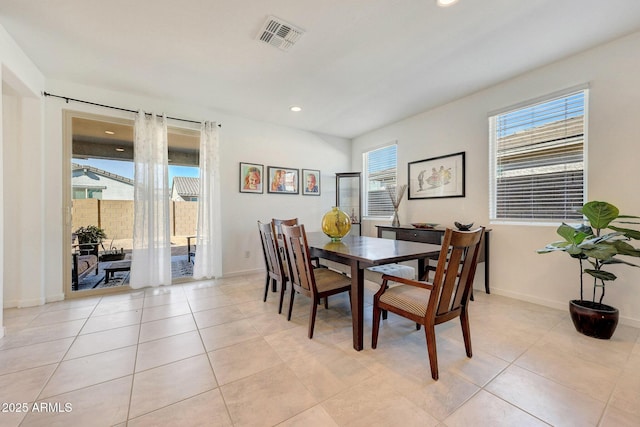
[256,16,305,51]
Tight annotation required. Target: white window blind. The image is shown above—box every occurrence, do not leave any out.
[489,90,586,222]
[363,144,397,217]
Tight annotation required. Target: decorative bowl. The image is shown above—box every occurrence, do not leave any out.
[454,221,474,231]
[411,223,439,229]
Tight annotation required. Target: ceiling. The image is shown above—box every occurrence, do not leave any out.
[2,0,640,139]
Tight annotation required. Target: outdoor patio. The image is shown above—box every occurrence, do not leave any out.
[74,238,194,291]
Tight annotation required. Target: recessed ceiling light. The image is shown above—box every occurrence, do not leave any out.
[105,130,115,135]
[290,106,302,112]
[437,0,459,7]
[115,147,125,152]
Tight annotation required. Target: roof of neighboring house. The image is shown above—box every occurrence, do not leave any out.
[172,176,200,197]
[72,163,134,186]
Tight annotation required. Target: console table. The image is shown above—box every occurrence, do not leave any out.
[376,225,491,294]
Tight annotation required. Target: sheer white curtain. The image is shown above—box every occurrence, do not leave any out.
[193,121,222,279]
[130,111,172,288]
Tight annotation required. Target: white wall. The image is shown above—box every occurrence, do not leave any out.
[353,31,640,327]
[1,25,46,323]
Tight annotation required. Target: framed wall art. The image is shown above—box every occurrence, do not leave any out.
[302,169,321,195]
[408,151,465,199]
[267,166,299,194]
[239,162,264,194]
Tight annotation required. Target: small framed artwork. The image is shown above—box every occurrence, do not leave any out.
[302,169,321,196]
[239,162,264,193]
[408,151,465,199]
[267,166,299,194]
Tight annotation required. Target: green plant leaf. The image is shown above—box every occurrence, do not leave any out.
[584,269,617,281]
[602,257,640,267]
[581,242,617,260]
[556,223,591,244]
[580,201,619,230]
[609,225,640,240]
[613,240,640,257]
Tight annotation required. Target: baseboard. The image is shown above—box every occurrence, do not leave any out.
[489,287,640,329]
[3,296,46,308]
[222,268,263,278]
[46,293,66,304]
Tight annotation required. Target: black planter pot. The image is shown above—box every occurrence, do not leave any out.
[569,300,619,339]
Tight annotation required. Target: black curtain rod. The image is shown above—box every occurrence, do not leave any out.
[42,91,221,127]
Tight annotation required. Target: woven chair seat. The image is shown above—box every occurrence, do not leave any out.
[313,268,352,293]
[379,285,429,317]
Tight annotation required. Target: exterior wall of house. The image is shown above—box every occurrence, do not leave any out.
[353,31,640,327]
[170,186,184,202]
[72,169,134,200]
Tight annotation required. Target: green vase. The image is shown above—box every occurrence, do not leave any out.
[321,206,352,242]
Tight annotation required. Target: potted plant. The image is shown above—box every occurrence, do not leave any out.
[73,225,107,256]
[537,201,640,339]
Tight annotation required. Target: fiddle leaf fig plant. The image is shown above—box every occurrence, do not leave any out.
[537,201,640,304]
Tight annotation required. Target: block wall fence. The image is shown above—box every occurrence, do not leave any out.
[72,199,197,240]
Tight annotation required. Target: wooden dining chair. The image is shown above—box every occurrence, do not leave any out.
[272,217,298,235]
[272,218,321,268]
[281,223,352,339]
[257,221,289,314]
[371,227,485,380]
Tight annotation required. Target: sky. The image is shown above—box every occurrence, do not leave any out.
[72,158,199,185]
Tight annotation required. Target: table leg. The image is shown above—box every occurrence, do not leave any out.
[484,232,490,294]
[350,260,364,351]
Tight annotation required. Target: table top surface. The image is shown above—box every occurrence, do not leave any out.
[305,232,440,266]
[104,260,131,269]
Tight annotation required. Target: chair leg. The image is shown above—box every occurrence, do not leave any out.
[324,297,329,309]
[460,310,473,358]
[308,297,319,339]
[382,309,388,320]
[416,323,421,330]
[263,274,270,302]
[287,286,296,321]
[372,303,381,349]
[424,324,439,380]
[278,281,286,314]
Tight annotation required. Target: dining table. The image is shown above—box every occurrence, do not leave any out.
[305,231,441,351]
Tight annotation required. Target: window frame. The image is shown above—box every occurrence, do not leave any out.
[488,86,588,225]
[362,142,398,218]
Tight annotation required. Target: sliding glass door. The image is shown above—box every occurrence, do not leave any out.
[65,111,200,295]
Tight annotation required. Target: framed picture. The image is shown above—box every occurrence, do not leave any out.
[267,166,299,194]
[239,162,264,193]
[302,169,321,195]
[408,151,465,199]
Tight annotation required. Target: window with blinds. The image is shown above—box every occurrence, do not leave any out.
[489,89,586,222]
[363,144,397,217]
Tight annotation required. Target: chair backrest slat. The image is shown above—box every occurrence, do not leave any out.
[281,223,315,295]
[258,221,285,280]
[272,217,298,237]
[432,227,484,317]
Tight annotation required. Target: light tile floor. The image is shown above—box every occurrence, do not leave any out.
[1,272,639,426]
